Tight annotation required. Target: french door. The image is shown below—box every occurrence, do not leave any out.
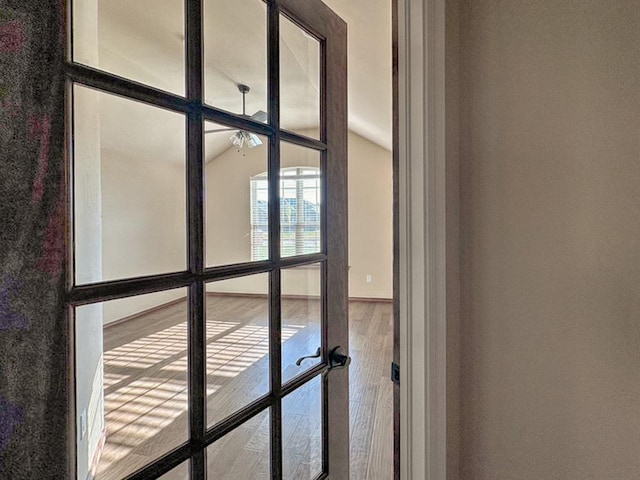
[66,0,348,478]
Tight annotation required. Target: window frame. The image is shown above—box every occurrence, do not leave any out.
[250,166,322,261]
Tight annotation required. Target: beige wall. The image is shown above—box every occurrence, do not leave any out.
[348,132,393,299]
[456,1,640,479]
[205,130,393,299]
[446,0,461,477]
[101,150,186,323]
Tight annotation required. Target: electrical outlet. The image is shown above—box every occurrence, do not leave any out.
[366,275,373,283]
[80,409,87,440]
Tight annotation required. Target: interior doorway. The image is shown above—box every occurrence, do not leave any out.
[69,0,394,479]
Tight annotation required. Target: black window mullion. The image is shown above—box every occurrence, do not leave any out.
[279,129,327,151]
[321,261,330,474]
[269,269,283,480]
[202,103,274,137]
[267,6,281,269]
[267,2,283,479]
[64,63,193,114]
[187,280,206,479]
[186,0,206,478]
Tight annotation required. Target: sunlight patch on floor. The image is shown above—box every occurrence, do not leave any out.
[97,320,304,479]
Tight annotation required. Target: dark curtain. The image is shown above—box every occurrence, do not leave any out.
[0,0,69,478]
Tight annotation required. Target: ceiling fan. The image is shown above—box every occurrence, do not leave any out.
[205,84,267,149]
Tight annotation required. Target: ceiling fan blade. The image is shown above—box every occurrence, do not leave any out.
[205,128,235,134]
[250,110,268,123]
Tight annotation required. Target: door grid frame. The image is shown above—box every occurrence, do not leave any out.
[64,1,347,479]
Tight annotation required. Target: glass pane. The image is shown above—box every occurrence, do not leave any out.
[282,377,323,479]
[205,121,268,266]
[280,144,322,258]
[75,288,188,480]
[204,0,267,118]
[73,85,186,285]
[207,409,270,478]
[72,0,185,95]
[280,15,321,139]
[282,264,322,384]
[158,461,189,480]
[206,274,270,427]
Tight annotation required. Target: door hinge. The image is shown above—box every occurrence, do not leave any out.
[391,362,400,386]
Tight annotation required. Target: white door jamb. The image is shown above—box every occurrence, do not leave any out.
[397,0,447,478]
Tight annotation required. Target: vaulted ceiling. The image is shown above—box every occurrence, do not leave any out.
[323,0,392,151]
[79,0,391,163]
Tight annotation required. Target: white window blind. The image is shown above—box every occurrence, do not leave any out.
[250,167,321,260]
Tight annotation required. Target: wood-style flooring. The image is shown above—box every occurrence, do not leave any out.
[95,298,393,479]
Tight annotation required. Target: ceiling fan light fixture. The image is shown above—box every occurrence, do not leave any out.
[230,131,263,149]
[206,84,267,150]
[230,131,244,148]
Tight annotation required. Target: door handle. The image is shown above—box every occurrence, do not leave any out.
[295,346,351,372]
[327,346,351,372]
[295,347,321,366]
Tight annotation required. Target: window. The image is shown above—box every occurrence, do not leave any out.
[251,167,321,260]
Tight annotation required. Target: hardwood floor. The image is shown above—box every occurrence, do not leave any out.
[348,301,394,480]
[95,298,393,479]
